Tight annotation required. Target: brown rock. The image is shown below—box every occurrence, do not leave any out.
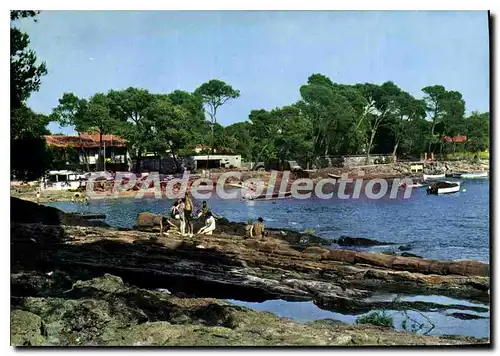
[391,256,421,272]
[321,250,357,263]
[136,212,166,230]
[428,261,450,275]
[278,249,302,258]
[464,261,489,277]
[303,247,329,255]
[243,239,261,250]
[416,259,432,274]
[258,242,281,254]
[448,262,468,276]
[354,252,392,268]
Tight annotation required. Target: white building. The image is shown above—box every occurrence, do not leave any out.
[192,155,242,170]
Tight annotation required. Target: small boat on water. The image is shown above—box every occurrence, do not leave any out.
[423,173,446,181]
[243,191,293,200]
[327,173,342,179]
[229,180,267,189]
[399,181,425,189]
[426,181,461,195]
[227,183,246,189]
[456,171,488,179]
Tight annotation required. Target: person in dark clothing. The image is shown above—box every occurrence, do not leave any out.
[170,198,186,235]
[197,201,211,218]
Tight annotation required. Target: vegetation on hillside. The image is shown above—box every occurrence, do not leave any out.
[10,11,490,180]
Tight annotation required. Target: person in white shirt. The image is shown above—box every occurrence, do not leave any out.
[197,212,216,235]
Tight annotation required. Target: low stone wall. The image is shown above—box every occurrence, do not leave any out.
[344,155,394,167]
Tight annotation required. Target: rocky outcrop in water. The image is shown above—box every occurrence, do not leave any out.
[11,197,108,227]
[334,236,396,247]
[400,252,422,258]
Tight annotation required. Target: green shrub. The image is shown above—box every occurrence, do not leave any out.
[445,151,489,160]
[355,311,393,327]
[380,250,395,256]
[303,227,316,234]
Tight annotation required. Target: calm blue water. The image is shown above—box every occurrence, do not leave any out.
[47,179,490,262]
[223,296,490,339]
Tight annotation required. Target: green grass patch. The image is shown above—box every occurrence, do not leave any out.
[355,311,393,328]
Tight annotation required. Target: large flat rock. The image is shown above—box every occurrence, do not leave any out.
[11,222,489,314]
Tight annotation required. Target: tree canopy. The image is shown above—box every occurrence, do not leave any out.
[11,11,51,180]
[10,13,488,180]
[194,79,240,153]
[46,74,489,172]
[11,11,47,110]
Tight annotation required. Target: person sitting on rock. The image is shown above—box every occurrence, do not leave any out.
[197,201,211,218]
[245,218,254,239]
[196,201,221,220]
[197,211,216,235]
[252,217,265,240]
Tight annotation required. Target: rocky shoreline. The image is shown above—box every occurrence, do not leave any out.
[310,159,489,180]
[10,197,490,346]
[11,159,489,203]
[10,273,486,347]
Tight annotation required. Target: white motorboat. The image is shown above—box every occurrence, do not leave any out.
[423,173,446,181]
[228,180,266,190]
[399,181,425,189]
[327,173,342,179]
[243,190,293,200]
[426,181,461,195]
[227,183,246,189]
[458,171,488,179]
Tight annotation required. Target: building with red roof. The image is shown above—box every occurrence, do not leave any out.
[44,132,129,171]
[443,135,467,143]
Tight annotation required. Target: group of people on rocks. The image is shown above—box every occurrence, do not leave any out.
[169,192,217,236]
[168,191,266,239]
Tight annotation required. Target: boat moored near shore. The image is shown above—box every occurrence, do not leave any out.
[327,173,342,179]
[456,171,488,179]
[426,181,461,195]
[399,181,426,189]
[423,173,446,181]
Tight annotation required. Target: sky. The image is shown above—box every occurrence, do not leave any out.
[15,10,490,135]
